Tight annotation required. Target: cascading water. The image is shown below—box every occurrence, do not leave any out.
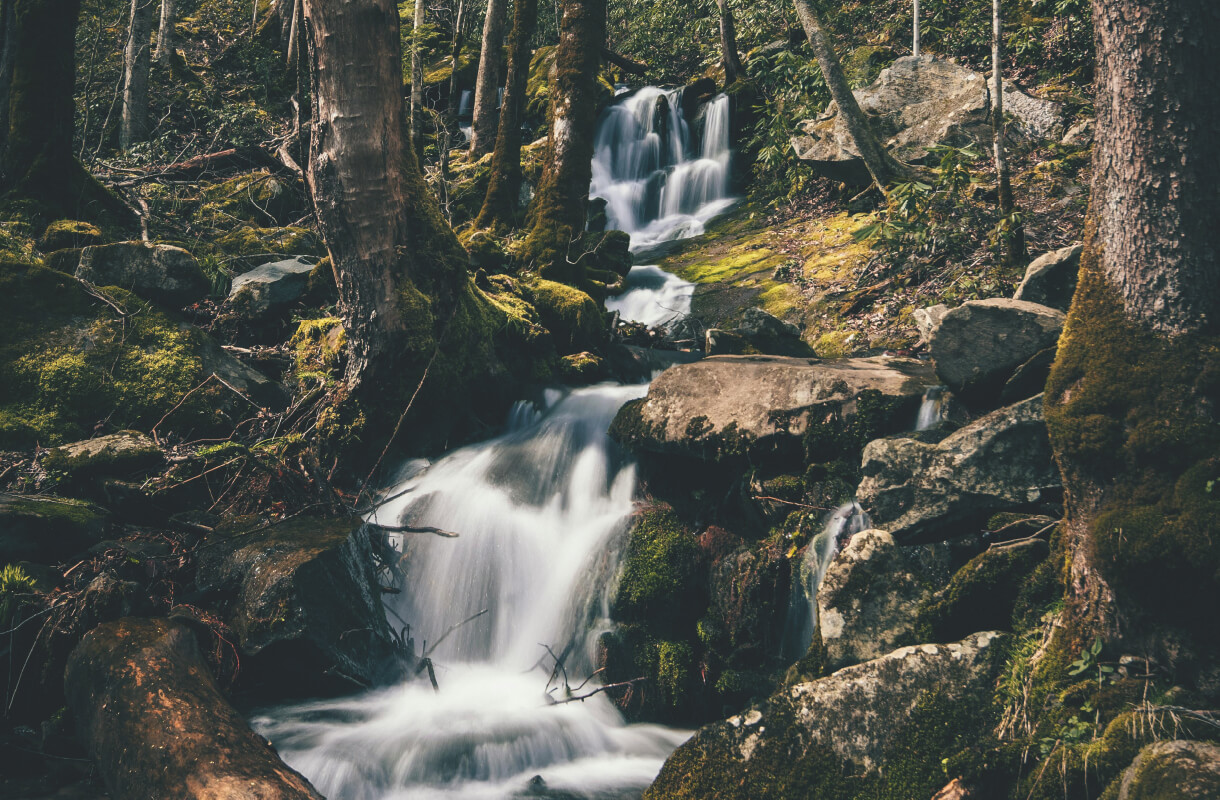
[594,87,734,327]
[252,385,688,799]
[915,386,948,431]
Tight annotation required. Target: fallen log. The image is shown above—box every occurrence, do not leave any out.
[112,146,297,185]
[601,46,648,76]
[66,617,323,800]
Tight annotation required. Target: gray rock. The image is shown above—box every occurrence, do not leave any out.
[913,303,949,346]
[1061,118,1095,147]
[792,56,1065,181]
[610,355,936,463]
[1013,244,1083,311]
[930,298,1065,406]
[194,517,403,694]
[76,242,210,306]
[45,431,164,480]
[228,256,316,316]
[0,493,109,565]
[817,529,952,671]
[1118,739,1220,800]
[648,632,1008,797]
[196,335,290,410]
[734,307,811,356]
[857,394,1061,543]
[705,328,748,355]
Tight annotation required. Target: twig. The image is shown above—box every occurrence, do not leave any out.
[366,522,459,538]
[549,677,648,705]
[423,608,488,657]
[751,495,834,512]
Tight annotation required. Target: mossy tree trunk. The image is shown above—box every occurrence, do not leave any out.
[469,0,507,157]
[409,0,425,158]
[792,0,908,190]
[302,0,470,390]
[120,0,154,149]
[715,0,743,87]
[1044,0,1220,676]
[0,0,128,221]
[474,0,538,232]
[519,0,606,284]
[990,0,1024,266]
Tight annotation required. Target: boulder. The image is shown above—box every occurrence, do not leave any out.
[1116,740,1220,800]
[197,335,290,410]
[193,517,402,694]
[645,632,1009,800]
[1061,118,1095,147]
[929,298,1065,407]
[1013,244,1083,311]
[76,242,210,306]
[817,529,952,671]
[913,303,949,346]
[38,220,104,252]
[227,256,317,317]
[611,355,936,465]
[0,494,109,565]
[44,431,163,481]
[856,394,1061,543]
[704,328,748,356]
[65,617,323,800]
[733,308,812,356]
[792,56,1065,182]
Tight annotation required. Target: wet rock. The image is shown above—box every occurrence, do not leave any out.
[610,355,935,466]
[917,538,1048,642]
[1013,244,1083,311]
[707,538,792,669]
[1117,739,1220,800]
[817,529,952,671]
[75,242,210,306]
[929,298,1065,407]
[193,517,401,695]
[65,617,323,800]
[913,303,949,346]
[0,494,109,565]
[856,394,1061,543]
[44,432,163,482]
[558,351,606,382]
[792,56,1065,182]
[228,256,317,317]
[646,631,1009,800]
[196,335,290,410]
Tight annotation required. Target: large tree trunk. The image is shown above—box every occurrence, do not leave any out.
[302,0,469,390]
[474,0,537,231]
[469,0,507,157]
[409,0,425,158]
[520,0,606,284]
[154,0,175,64]
[1044,0,1220,674]
[792,0,907,190]
[0,0,14,151]
[990,0,1024,266]
[120,0,153,149]
[715,0,743,87]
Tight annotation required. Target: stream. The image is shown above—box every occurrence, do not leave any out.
[250,85,734,799]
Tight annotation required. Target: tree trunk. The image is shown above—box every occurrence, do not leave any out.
[409,0,425,158]
[1044,0,1220,671]
[302,0,470,390]
[120,0,154,149]
[0,0,15,152]
[715,0,743,87]
[154,0,175,64]
[991,0,1024,265]
[469,0,507,157]
[520,0,606,284]
[474,0,537,231]
[792,0,906,190]
[912,0,920,57]
[445,0,466,132]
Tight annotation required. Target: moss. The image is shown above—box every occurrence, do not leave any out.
[528,279,605,354]
[290,317,347,384]
[916,542,1049,643]
[813,329,859,358]
[38,220,103,252]
[615,506,705,637]
[843,45,898,88]
[558,351,604,382]
[195,171,301,228]
[214,225,323,267]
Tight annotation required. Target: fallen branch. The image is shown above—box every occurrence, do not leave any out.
[423,608,489,657]
[751,495,834,512]
[549,677,649,705]
[366,522,459,538]
[601,46,648,76]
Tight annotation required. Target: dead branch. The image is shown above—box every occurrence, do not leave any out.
[549,677,649,705]
[751,495,834,512]
[601,46,647,75]
[366,522,459,538]
[423,608,489,657]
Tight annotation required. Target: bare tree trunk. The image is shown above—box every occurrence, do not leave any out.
[792,0,907,190]
[520,0,607,284]
[912,0,920,57]
[301,0,470,390]
[445,0,465,132]
[154,0,174,64]
[715,0,744,87]
[469,0,507,157]
[120,0,153,149]
[0,0,15,151]
[1045,0,1220,668]
[474,0,537,231]
[991,0,1024,265]
[409,0,425,158]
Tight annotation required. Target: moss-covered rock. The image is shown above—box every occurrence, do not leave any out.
[44,431,164,482]
[214,225,323,270]
[76,241,211,306]
[0,493,109,565]
[38,220,104,252]
[528,279,606,354]
[615,505,705,637]
[195,170,305,228]
[1112,740,1220,800]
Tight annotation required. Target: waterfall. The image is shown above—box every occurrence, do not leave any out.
[590,88,735,254]
[781,502,873,659]
[252,385,688,799]
[915,386,948,431]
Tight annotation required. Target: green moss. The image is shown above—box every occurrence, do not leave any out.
[615,506,705,637]
[843,45,898,88]
[813,329,859,358]
[528,279,605,354]
[38,220,103,252]
[290,317,347,384]
[214,225,323,266]
[916,542,1049,643]
[195,171,299,228]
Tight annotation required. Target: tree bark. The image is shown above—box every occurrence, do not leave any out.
[520,0,606,284]
[0,0,15,151]
[912,0,920,57]
[991,0,1024,266]
[409,0,425,158]
[469,0,507,157]
[792,0,907,190]
[302,0,469,390]
[715,0,744,87]
[474,0,538,231]
[1044,0,1220,668]
[154,0,175,64]
[120,0,154,149]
